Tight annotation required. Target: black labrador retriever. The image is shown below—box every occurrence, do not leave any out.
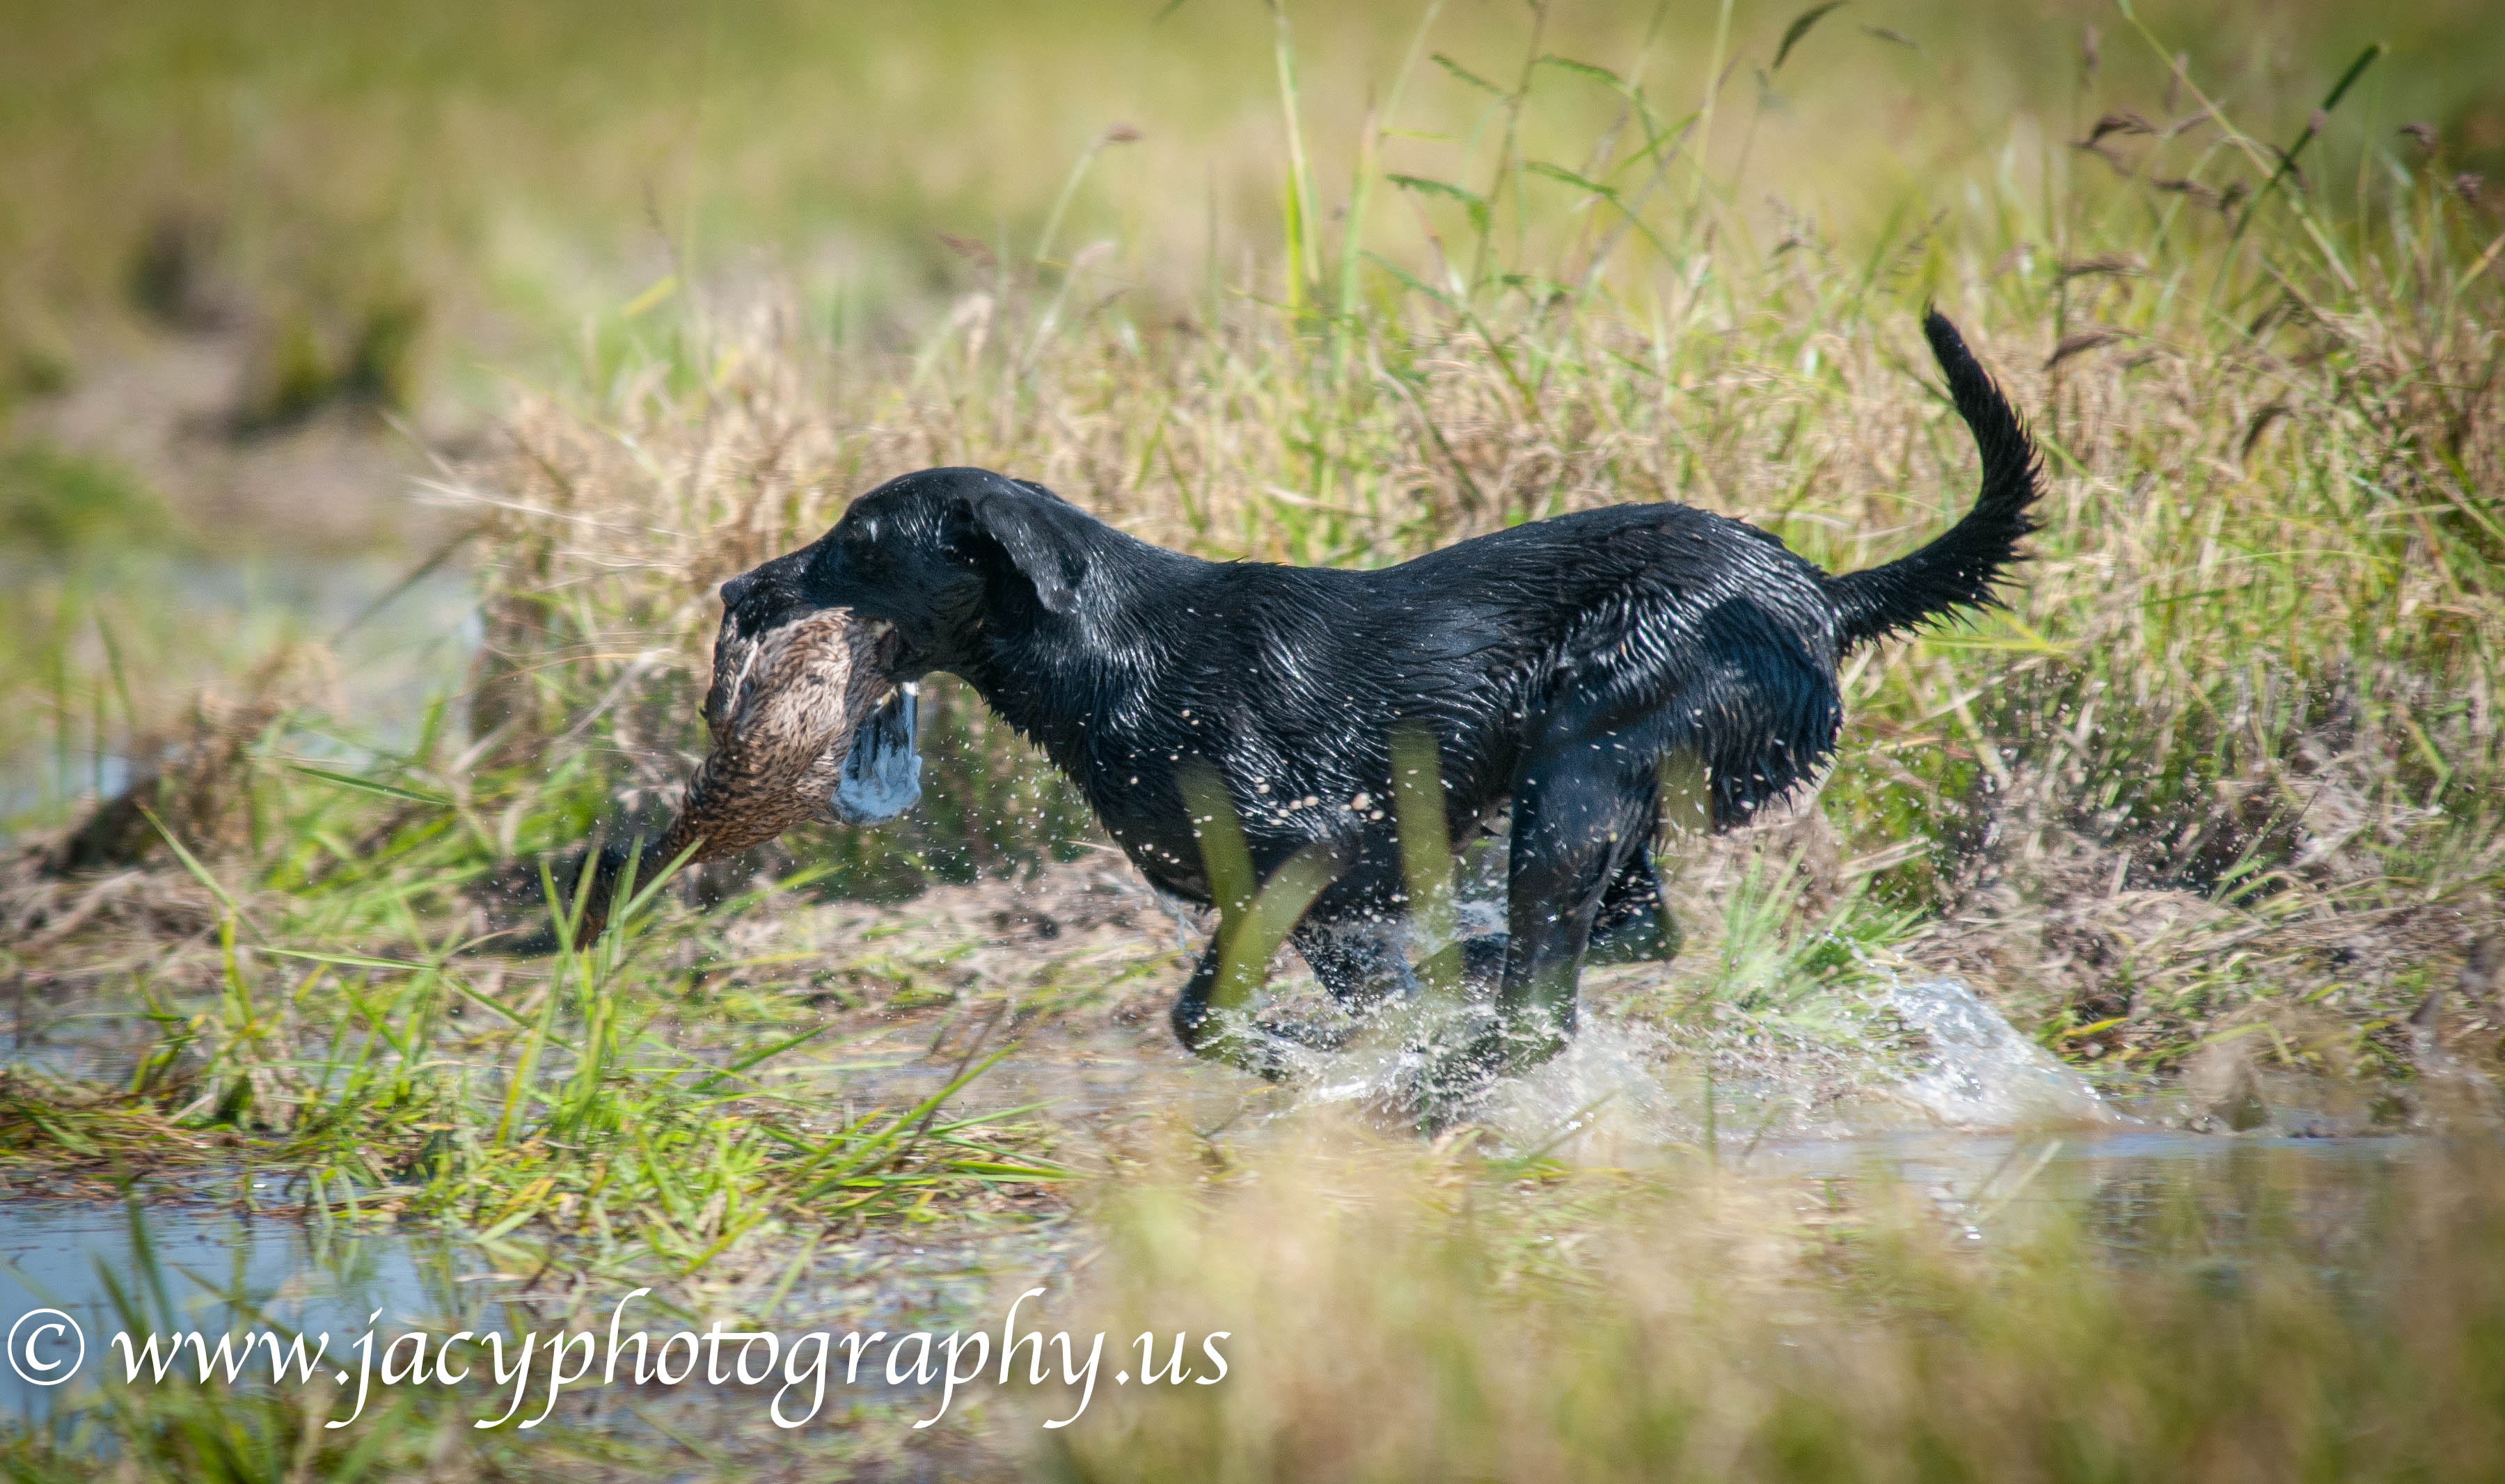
[704,311,2039,1082]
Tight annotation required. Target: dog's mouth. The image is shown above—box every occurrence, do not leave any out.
[680,603,922,860]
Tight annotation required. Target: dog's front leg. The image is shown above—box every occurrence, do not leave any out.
[1169,940,1307,1082]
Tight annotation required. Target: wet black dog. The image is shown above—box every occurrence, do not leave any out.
[716,312,2039,1082]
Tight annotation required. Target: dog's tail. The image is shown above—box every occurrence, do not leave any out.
[1825,311,2043,651]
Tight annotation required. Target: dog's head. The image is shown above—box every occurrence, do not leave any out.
[721,466,1092,677]
[711,467,1093,822]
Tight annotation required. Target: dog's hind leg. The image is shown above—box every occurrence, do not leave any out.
[1452,799,1676,993]
[1586,821,1682,965]
[1293,917,1417,1015]
[1456,733,1661,1077]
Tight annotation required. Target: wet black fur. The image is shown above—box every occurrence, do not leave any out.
[719,312,2040,1078]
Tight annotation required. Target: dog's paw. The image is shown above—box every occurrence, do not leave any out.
[1185,1011,1323,1084]
[1348,1004,1502,1131]
[1260,1014,1359,1053]
[1419,1006,1572,1103]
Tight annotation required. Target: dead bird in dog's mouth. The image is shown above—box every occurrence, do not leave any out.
[482,602,924,951]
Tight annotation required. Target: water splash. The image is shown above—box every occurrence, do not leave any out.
[1879,976,2121,1129]
[1469,1019,1698,1159]
[1269,969,2117,1160]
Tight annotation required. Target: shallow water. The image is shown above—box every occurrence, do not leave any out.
[1749,1127,2422,1262]
[0,1194,1080,1428]
[0,814,2441,1445]
[0,1201,474,1416]
[0,992,2435,1451]
[1272,967,2131,1160]
[0,554,475,833]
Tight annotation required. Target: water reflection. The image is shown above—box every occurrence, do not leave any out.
[0,1200,474,1417]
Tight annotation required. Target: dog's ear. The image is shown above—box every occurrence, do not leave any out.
[962,482,1085,616]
